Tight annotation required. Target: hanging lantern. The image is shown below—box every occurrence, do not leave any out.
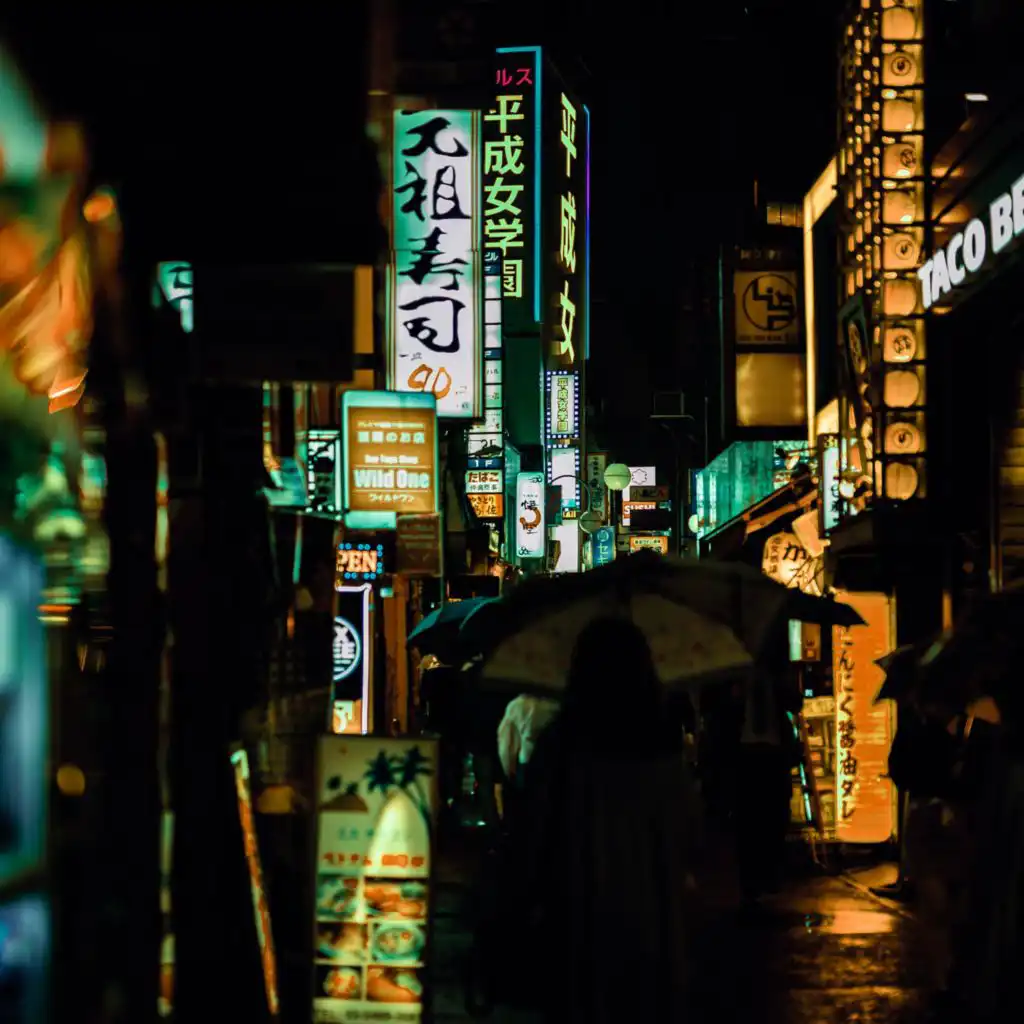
[884,420,922,454]
[883,325,917,362]
[883,278,918,316]
[884,368,921,407]
[883,49,920,87]
[882,99,916,133]
[883,188,916,224]
[884,232,919,267]
[882,4,920,42]
[883,141,919,179]
[885,461,919,500]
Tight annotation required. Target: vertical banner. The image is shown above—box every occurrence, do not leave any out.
[514,471,546,559]
[332,584,374,736]
[584,452,607,521]
[817,433,842,534]
[308,429,343,514]
[231,748,280,1016]
[832,591,897,844]
[341,391,439,531]
[488,46,541,329]
[389,110,482,418]
[467,251,504,511]
[313,736,438,1022]
[591,524,616,567]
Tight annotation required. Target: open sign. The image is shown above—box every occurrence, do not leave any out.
[336,544,385,580]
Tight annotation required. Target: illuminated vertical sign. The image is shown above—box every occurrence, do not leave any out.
[833,591,896,844]
[515,471,545,558]
[467,253,504,497]
[152,261,194,333]
[545,370,578,439]
[489,46,541,327]
[230,749,280,1016]
[332,583,373,735]
[389,110,482,418]
[544,79,588,374]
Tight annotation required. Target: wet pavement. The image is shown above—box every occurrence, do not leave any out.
[432,851,929,1022]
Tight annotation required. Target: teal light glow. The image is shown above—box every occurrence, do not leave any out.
[497,45,543,323]
[584,104,591,361]
[340,391,439,532]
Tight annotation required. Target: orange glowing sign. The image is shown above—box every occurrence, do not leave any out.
[468,492,504,519]
[628,535,668,554]
[832,591,897,844]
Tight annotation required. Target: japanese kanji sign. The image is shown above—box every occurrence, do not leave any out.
[486,47,540,330]
[342,391,439,527]
[544,80,588,372]
[390,110,482,418]
[832,590,897,844]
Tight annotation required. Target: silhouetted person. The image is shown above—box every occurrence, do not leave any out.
[496,692,558,830]
[734,668,802,909]
[500,617,699,1022]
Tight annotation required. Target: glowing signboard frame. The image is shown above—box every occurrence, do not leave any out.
[545,369,579,440]
[515,471,546,559]
[332,584,373,735]
[389,109,483,418]
[341,391,439,531]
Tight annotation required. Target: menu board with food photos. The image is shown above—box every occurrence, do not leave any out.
[312,736,438,1022]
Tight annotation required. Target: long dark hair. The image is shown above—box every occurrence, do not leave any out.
[556,616,682,758]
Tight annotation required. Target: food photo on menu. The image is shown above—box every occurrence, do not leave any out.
[369,921,425,966]
[316,874,360,920]
[363,879,427,920]
[366,966,423,1004]
[316,963,363,1002]
[316,922,368,964]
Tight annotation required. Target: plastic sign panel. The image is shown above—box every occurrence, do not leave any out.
[336,542,386,582]
[488,46,541,327]
[332,584,373,735]
[342,391,439,531]
[584,453,607,521]
[468,493,504,519]
[465,470,502,494]
[390,109,482,418]
[515,471,546,558]
[230,749,280,1016]
[734,270,799,345]
[313,736,438,1020]
[468,255,504,484]
[833,591,897,844]
[621,466,655,526]
[544,73,590,371]
[592,525,616,566]
[629,535,669,554]
[545,370,579,439]
[307,429,342,514]
[152,261,194,333]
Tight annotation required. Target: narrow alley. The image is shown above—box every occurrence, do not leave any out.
[434,864,927,1023]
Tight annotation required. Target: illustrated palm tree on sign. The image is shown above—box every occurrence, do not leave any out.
[363,747,433,834]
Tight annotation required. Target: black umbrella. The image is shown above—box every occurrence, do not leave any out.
[407,597,498,660]
[873,642,930,704]
[459,551,863,696]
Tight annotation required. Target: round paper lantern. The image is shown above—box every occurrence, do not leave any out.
[885,232,919,267]
[882,5,919,41]
[884,369,921,407]
[884,279,918,316]
[578,510,603,534]
[883,49,918,86]
[883,142,919,179]
[883,325,917,362]
[886,461,919,500]
[884,421,922,454]
[603,463,631,492]
[882,99,916,133]
[883,189,916,224]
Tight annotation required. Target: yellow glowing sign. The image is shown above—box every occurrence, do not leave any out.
[628,535,668,554]
[833,591,897,844]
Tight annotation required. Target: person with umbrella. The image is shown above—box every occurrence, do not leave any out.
[491,616,700,1021]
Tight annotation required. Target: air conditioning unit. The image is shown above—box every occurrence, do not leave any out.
[651,392,686,419]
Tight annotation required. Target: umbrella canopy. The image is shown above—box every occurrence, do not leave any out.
[918,581,1024,719]
[407,596,498,658]
[466,551,863,695]
[873,642,927,704]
